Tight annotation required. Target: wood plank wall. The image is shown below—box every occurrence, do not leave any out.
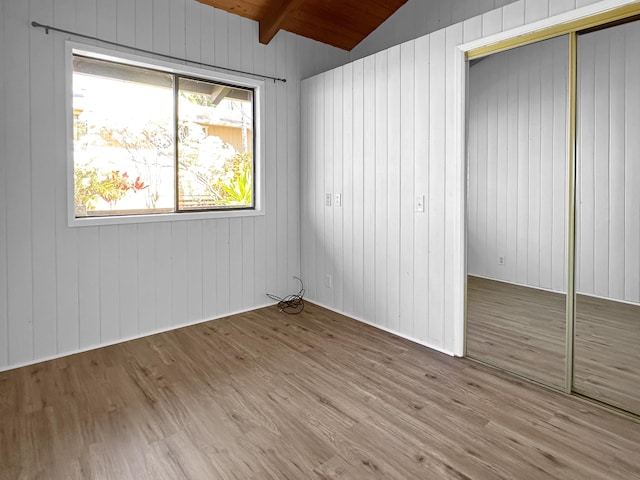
[467,36,568,293]
[300,0,619,356]
[0,0,348,371]
[577,21,640,303]
[348,0,518,62]
[301,30,462,355]
[0,0,628,371]
[349,0,618,64]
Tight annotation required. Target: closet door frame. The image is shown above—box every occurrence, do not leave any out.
[462,2,640,395]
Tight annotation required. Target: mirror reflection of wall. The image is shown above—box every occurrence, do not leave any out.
[466,35,569,390]
[574,19,640,416]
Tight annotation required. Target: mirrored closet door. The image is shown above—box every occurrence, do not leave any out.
[466,35,570,390]
[574,19,640,416]
[466,11,640,416]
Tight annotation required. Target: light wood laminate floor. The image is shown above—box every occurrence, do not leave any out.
[1,302,639,479]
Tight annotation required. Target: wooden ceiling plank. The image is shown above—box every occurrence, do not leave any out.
[198,0,408,51]
[281,0,408,49]
[283,17,362,50]
[259,0,306,45]
[196,0,269,22]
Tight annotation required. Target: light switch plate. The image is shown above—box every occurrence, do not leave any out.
[335,193,342,207]
[415,194,425,213]
[325,193,332,206]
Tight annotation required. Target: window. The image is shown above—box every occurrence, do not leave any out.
[68,44,263,225]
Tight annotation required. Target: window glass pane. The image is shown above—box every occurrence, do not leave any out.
[73,55,174,216]
[177,77,254,210]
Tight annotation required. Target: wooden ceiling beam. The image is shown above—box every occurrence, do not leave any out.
[259,0,306,45]
[198,0,408,51]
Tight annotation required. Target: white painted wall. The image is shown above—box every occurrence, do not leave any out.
[349,0,517,61]
[2,0,636,370]
[0,0,348,371]
[301,0,637,356]
[467,36,568,293]
[302,25,467,355]
[577,20,640,304]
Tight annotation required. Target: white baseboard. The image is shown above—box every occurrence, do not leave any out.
[0,301,277,373]
[306,298,458,358]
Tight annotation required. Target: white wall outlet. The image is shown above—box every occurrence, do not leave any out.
[325,274,333,288]
[498,255,506,266]
[334,193,342,207]
[325,193,332,206]
[415,194,425,213]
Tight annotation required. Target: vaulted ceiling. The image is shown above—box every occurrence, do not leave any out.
[196,0,409,51]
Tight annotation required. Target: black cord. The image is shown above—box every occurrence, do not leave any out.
[266,277,305,314]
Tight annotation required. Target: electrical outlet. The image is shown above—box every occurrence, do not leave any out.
[325,193,332,206]
[498,255,506,266]
[415,194,425,213]
[325,274,333,289]
[334,193,342,207]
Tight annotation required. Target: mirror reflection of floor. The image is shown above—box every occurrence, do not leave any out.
[466,275,567,389]
[575,295,640,415]
[466,275,640,415]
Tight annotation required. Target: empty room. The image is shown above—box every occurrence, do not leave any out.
[1,0,639,478]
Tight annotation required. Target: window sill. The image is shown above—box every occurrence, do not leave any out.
[68,207,264,227]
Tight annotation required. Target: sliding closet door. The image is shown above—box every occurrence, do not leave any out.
[466,36,569,389]
[575,20,640,415]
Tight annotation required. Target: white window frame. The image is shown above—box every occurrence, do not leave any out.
[66,41,265,227]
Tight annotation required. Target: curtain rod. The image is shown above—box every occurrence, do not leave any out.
[31,21,287,83]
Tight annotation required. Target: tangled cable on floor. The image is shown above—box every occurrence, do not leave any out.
[266,276,305,314]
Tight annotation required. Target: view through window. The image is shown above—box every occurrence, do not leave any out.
[72,54,255,218]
